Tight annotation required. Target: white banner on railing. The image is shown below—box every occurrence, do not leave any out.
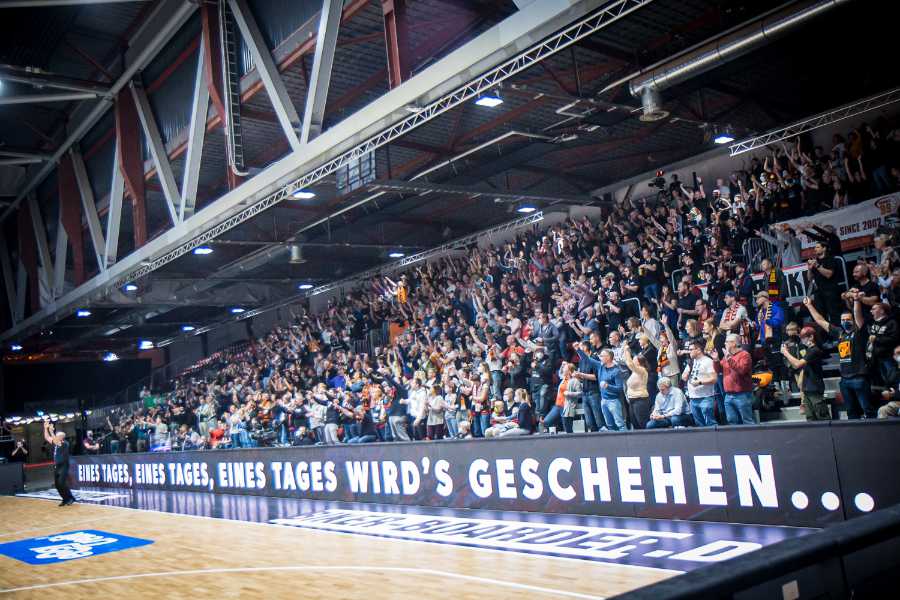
[777,193,899,255]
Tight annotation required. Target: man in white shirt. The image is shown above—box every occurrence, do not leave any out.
[681,341,718,426]
[406,378,429,440]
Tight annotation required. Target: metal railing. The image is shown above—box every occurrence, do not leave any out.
[742,236,779,271]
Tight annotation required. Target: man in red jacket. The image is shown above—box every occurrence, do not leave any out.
[719,333,755,425]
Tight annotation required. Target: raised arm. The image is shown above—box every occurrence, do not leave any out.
[802,297,831,332]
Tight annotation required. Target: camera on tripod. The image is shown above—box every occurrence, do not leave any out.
[648,170,666,190]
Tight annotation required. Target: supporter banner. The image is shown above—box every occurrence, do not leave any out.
[777,193,899,254]
[700,259,847,307]
[70,421,900,528]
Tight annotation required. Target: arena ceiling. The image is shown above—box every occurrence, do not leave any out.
[0,0,894,361]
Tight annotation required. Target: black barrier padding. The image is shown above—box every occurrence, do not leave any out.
[70,421,900,528]
[0,463,24,495]
[624,427,728,522]
[731,559,845,600]
[715,423,844,527]
[830,421,900,520]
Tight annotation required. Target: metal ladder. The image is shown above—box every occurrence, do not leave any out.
[220,0,248,176]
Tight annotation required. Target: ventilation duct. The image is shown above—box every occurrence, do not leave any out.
[638,87,669,122]
[629,0,850,112]
[289,244,306,264]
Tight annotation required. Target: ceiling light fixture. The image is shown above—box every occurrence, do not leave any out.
[10,344,22,351]
[475,91,503,108]
[102,352,119,362]
[76,309,92,317]
[124,283,138,292]
[516,204,537,214]
[714,133,735,144]
[291,189,316,199]
[297,283,314,290]
[230,307,246,314]
[138,340,154,350]
[388,251,405,258]
[713,125,735,145]
[181,325,196,332]
[193,246,213,255]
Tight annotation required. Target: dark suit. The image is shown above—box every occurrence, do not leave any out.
[53,440,76,503]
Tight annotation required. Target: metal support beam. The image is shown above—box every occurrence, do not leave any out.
[1,0,652,343]
[0,92,99,106]
[381,0,410,89]
[0,0,198,226]
[58,154,86,285]
[70,148,107,271]
[115,87,147,248]
[181,39,209,221]
[227,0,302,152]
[0,158,43,166]
[0,148,52,161]
[730,86,900,156]
[105,140,125,267]
[300,0,342,144]
[0,63,111,95]
[130,82,181,226]
[26,195,53,299]
[0,0,145,7]
[0,234,15,323]
[15,261,26,323]
[52,211,68,298]
[368,180,592,205]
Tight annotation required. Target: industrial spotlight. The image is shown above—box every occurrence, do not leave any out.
[388,251,406,258]
[298,283,314,290]
[10,344,22,352]
[475,89,503,107]
[124,283,138,292]
[76,309,92,317]
[193,246,213,255]
[138,340,154,350]
[713,127,736,144]
[289,244,306,264]
[181,325,196,332]
[102,352,119,362]
[230,307,246,314]
[516,204,538,214]
[291,189,316,199]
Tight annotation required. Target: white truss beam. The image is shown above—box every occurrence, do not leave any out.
[52,212,68,298]
[730,87,900,156]
[70,148,107,270]
[1,0,653,343]
[105,140,125,267]
[131,82,181,226]
[26,195,53,302]
[300,0,342,144]
[180,40,210,221]
[228,0,303,152]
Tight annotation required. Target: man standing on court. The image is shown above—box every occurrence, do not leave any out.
[43,420,76,506]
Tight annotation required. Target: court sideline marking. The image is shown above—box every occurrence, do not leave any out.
[0,565,606,598]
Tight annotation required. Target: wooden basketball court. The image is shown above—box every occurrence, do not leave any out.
[0,494,680,599]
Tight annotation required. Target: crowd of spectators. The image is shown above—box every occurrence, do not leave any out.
[94,120,900,454]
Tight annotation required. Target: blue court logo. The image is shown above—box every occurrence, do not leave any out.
[0,530,153,565]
